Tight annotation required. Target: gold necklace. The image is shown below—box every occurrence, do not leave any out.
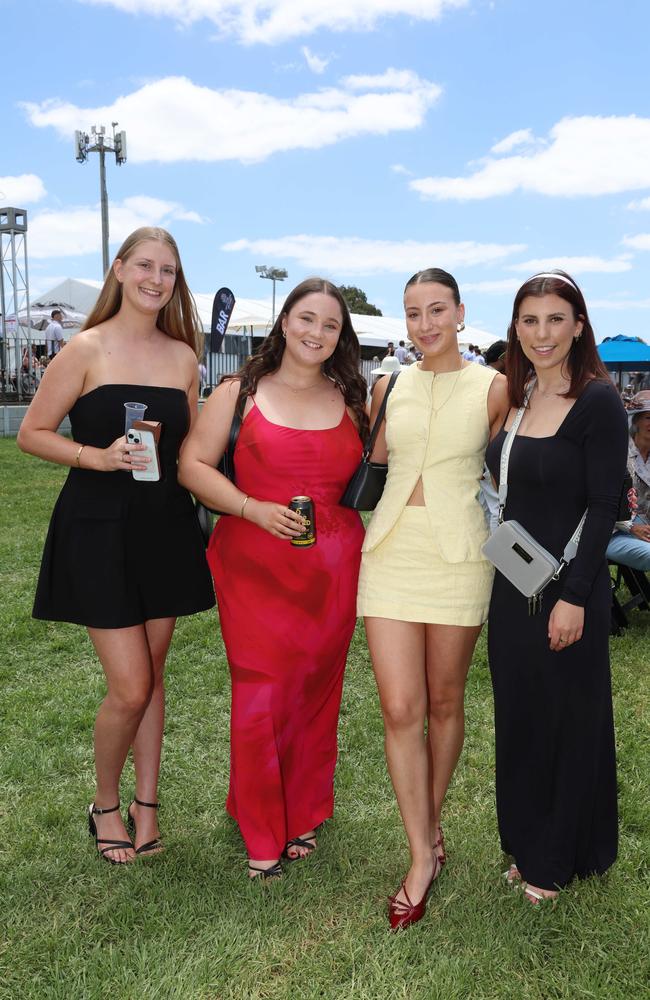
[430,369,463,416]
[275,373,325,393]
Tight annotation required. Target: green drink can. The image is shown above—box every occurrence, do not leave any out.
[289,496,316,548]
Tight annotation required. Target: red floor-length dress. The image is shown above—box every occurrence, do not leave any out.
[207,401,364,859]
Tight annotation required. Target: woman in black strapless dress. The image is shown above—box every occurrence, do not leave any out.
[18,227,214,863]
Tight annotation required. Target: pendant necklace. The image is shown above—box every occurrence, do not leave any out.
[430,368,463,416]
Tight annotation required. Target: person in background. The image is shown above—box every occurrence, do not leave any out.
[473,347,487,366]
[486,270,627,905]
[394,340,409,363]
[385,341,395,358]
[358,267,508,930]
[483,340,508,374]
[179,278,368,881]
[479,340,510,532]
[606,391,650,571]
[18,227,215,864]
[44,309,66,358]
[461,343,476,361]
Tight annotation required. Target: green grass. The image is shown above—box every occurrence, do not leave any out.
[1,437,649,1000]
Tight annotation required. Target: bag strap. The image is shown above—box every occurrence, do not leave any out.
[217,394,244,476]
[226,404,242,457]
[498,376,586,572]
[363,371,400,460]
[497,381,534,516]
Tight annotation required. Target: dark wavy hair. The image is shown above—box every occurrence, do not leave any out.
[223,277,369,440]
[404,267,461,305]
[505,270,609,408]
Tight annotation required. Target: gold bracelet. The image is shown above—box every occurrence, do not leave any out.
[75,444,86,468]
[240,494,250,519]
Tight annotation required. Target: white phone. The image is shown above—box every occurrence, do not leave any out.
[127,422,161,482]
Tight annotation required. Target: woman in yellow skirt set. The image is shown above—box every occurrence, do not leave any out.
[358,268,509,929]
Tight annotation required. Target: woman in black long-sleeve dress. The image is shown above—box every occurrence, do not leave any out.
[486,270,628,903]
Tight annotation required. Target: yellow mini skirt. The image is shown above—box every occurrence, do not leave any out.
[357,506,494,626]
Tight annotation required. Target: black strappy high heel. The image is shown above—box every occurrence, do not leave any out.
[282,833,317,862]
[88,802,134,864]
[126,797,164,856]
[248,861,283,880]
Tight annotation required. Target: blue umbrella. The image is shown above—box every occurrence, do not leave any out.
[597,335,650,372]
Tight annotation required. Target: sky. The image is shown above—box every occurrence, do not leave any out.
[2,0,650,340]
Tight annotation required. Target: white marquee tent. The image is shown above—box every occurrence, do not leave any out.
[29,279,499,353]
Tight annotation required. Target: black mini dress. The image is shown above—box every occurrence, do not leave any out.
[33,384,215,629]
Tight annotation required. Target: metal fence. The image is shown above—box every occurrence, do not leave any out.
[1,331,381,402]
[0,330,47,401]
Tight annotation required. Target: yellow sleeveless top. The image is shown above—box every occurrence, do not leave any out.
[363,362,497,561]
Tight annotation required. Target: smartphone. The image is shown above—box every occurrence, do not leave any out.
[127,420,162,482]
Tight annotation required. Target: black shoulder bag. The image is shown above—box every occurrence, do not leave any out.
[195,403,243,545]
[340,371,399,511]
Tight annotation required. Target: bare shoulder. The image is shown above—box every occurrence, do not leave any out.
[167,335,197,368]
[216,376,242,400]
[487,371,509,428]
[371,374,392,405]
[487,371,508,400]
[60,327,103,364]
[201,376,241,416]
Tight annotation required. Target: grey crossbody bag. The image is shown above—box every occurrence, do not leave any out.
[481,383,587,615]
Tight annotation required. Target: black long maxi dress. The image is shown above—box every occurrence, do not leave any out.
[486,380,628,891]
[33,384,215,629]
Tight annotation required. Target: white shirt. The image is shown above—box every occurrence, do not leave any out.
[45,320,64,355]
[394,345,408,363]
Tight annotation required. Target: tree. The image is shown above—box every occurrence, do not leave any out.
[338,285,382,316]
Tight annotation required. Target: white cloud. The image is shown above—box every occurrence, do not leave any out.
[343,68,426,91]
[77,0,468,45]
[509,256,633,275]
[490,128,537,155]
[22,71,441,164]
[622,233,650,251]
[221,235,526,274]
[391,163,412,176]
[591,297,650,310]
[410,115,650,200]
[463,279,521,294]
[626,196,650,211]
[0,174,47,205]
[301,47,330,74]
[27,195,202,259]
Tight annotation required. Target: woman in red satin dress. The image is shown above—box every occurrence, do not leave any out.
[179,278,368,879]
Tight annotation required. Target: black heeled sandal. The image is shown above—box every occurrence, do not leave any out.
[126,797,164,856]
[248,861,282,880]
[88,802,134,864]
[282,833,317,862]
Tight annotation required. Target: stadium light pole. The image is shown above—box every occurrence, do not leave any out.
[75,123,127,277]
[255,265,288,324]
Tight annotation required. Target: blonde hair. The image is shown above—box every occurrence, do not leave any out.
[82,227,204,357]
